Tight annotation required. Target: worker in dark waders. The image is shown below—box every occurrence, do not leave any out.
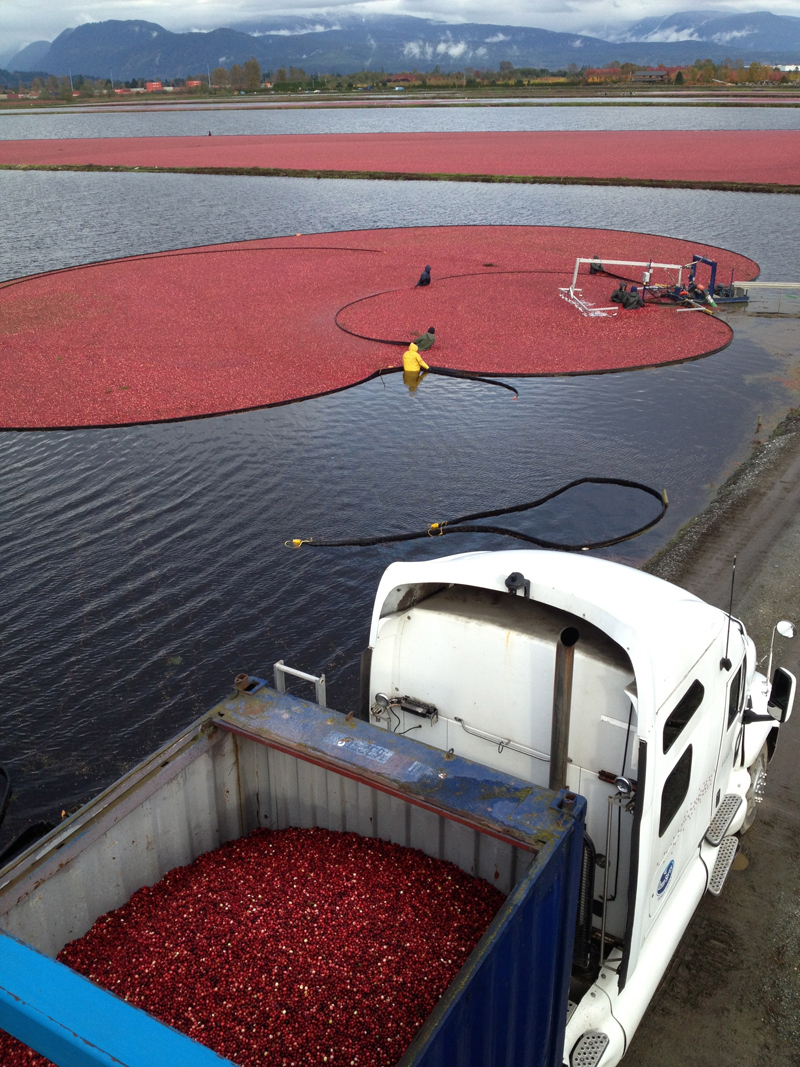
[402,342,429,395]
[416,265,431,287]
[611,283,644,309]
[413,326,436,351]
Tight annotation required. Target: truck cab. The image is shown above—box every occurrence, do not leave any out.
[364,549,795,1067]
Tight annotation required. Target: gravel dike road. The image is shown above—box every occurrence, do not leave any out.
[627,412,800,1067]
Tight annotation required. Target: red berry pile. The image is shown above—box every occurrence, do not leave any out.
[0,827,505,1067]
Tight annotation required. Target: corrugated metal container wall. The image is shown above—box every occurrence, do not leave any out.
[400,814,582,1067]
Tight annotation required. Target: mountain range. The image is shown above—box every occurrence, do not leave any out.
[3,10,800,81]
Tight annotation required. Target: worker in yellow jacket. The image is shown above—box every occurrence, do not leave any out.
[402,342,429,373]
[402,342,429,394]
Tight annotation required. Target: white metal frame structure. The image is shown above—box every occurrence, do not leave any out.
[557,288,619,318]
[558,258,688,318]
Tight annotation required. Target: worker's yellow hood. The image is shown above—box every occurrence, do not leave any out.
[402,341,429,373]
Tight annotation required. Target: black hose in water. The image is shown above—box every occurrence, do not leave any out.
[425,366,519,397]
[375,365,518,397]
[286,477,668,552]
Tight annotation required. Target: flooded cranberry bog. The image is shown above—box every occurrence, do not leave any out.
[0,225,755,428]
[0,130,798,191]
[0,685,584,1067]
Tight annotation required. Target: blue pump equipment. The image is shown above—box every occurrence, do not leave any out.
[628,254,748,308]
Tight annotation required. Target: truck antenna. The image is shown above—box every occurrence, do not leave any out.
[720,555,736,671]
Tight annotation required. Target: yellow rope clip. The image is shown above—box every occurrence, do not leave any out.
[285,538,313,548]
[427,522,446,537]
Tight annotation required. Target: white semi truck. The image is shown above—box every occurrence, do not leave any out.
[1,547,794,1067]
[364,549,795,1067]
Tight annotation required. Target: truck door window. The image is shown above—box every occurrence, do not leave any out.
[659,746,693,837]
[727,665,743,730]
[663,680,704,753]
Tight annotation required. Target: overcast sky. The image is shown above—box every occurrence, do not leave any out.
[2,0,799,56]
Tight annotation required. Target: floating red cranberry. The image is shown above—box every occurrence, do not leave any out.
[0,226,756,430]
[0,828,504,1067]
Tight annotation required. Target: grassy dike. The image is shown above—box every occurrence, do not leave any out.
[1,162,799,195]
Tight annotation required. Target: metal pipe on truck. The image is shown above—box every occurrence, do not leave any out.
[549,627,580,791]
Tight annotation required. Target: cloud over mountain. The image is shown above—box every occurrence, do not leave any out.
[4,10,800,79]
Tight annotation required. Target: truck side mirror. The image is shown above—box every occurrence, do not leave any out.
[769,667,796,723]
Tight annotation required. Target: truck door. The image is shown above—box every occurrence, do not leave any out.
[646,666,719,930]
[713,656,745,809]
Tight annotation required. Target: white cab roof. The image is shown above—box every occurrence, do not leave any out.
[370,549,726,731]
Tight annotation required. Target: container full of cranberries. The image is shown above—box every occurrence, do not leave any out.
[0,683,585,1067]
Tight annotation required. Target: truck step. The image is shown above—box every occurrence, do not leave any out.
[571,1031,610,1067]
[753,767,768,803]
[705,794,743,846]
[708,836,739,896]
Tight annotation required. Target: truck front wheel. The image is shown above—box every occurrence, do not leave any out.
[740,743,769,834]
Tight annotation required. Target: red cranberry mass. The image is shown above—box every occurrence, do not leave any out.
[0,226,755,430]
[0,827,505,1067]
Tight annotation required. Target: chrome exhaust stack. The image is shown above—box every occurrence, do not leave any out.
[549,626,580,791]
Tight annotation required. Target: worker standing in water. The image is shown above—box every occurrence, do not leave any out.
[402,341,429,395]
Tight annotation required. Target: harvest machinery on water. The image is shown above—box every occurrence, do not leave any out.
[560,253,749,317]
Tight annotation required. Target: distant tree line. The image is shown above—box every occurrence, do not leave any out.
[683,57,792,83]
[210,57,263,91]
[2,55,797,96]
[588,57,795,84]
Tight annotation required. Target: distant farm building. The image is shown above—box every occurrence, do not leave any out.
[585,66,684,84]
[633,70,668,82]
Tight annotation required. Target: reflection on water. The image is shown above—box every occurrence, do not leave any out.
[1,169,798,848]
[1,103,799,139]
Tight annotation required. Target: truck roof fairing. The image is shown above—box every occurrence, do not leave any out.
[369,550,727,734]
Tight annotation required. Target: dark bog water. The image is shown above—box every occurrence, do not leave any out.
[2,103,799,139]
[1,169,799,847]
